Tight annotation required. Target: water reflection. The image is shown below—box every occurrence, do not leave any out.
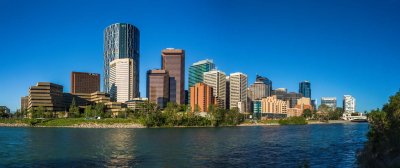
[0,124,368,167]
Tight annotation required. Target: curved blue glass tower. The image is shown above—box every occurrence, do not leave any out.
[104,23,140,98]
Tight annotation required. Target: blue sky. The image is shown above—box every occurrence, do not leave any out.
[0,0,399,112]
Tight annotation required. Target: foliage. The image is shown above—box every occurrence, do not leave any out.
[302,109,312,119]
[69,98,80,118]
[279,116,307,125]
[358,91,400,167]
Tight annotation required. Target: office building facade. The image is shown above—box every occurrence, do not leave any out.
[203,70,226,109]
[71,72,100,94]
[321,97,337,110]
[229,72,248,110]
[188,59,215,88]
[147,69,169,108]
[255,75,272,96]
[161,48,185,104]
[28,82,65,112]
[261,95,288,114]
[299,81,311,98]
[104,23,140,96]
[190,83,214,112]
[109,58,136,103]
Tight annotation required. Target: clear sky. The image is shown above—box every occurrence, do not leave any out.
[1,0,399,112]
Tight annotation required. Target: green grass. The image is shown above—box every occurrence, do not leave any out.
[278,117,308,125]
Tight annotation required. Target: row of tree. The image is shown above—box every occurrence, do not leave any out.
[302,104,345,121]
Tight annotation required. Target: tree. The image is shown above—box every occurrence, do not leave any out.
[84,105,93,118]
[69,98,80,118]
[358,91,400,167]
[94,103,105,118]
[303,109,312,119]
[37,106,45,118]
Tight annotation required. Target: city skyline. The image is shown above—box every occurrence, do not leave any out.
[1,0,400,112]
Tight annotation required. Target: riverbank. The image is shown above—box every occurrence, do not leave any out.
[0,118,359,128]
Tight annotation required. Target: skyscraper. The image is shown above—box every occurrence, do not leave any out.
[299,81,311,98]
[188,59,215,88]
[161,48,185,105]
[109,58,135,103]
[229,72,248,111]
[255,75,272,96]
[248,81,270,100]
[321,97,337,110]
[203,70,226,109]
[104,23,140,97]
[71,72,100,94]
[147,69,169,108]
[343,95,356,113]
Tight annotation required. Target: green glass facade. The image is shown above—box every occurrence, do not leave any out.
[188,59,215,104]
[188,59,215,88]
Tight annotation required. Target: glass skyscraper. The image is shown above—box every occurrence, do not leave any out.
[299,81,311,98]
[104,23,140,98]
[188,59,215,88]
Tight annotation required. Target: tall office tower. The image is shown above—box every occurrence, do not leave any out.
[20,96,29,112]
[104,23,140,97]
[188,59,215,103]
[229,72,248,111]
[272,88,288,100]
[255,75,272,96]
[109,58,135,103]
[147,69,169,108]
[71,72,100,94]
[321,97,337,110]
[190,83,214,112]
[343,95,356,113]
[161,48,185,104]
[299,81,311,98]
[249,81,269,100]
[188,59,215,88]
[226,76,230,109]
[203,70,227,109]
[28,82,64,112]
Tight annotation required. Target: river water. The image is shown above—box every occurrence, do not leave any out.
[0,123,368,167]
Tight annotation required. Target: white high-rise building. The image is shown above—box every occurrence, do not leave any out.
[109,58,136,103]
[343,95,356,113]
[229,72,248,112]
[203,70,226,109]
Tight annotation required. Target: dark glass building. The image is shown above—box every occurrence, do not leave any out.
[299,81,311,98]
[161,48,185,105]
[104,23,140,98]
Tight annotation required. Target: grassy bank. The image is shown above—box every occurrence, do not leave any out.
[0,118,142,127]
[278,117,308,125]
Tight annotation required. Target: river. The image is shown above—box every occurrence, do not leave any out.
[0,123,368,167]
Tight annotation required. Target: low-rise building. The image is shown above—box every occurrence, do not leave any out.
[28,82,65,112]
[287,108,303,117]
[126,98,148,111]
[261,96,288,119]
